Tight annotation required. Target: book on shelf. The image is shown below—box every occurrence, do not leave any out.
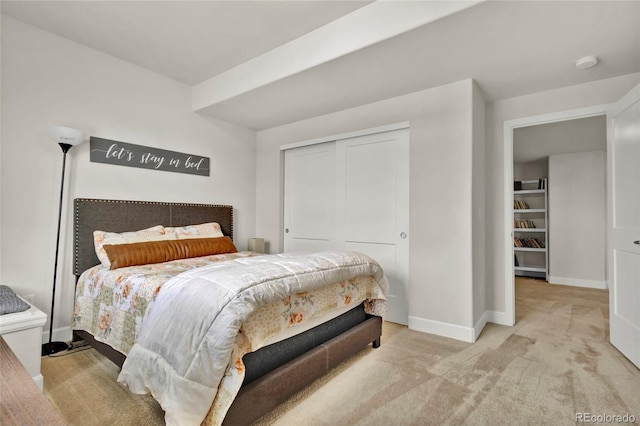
[514,237,545,248]
[513,178,547,191]
[514,219,536,229]
[514,200,530,209]
[538,178,547,190]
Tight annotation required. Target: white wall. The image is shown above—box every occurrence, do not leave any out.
[409,83,474,339]
[0,16,257,341]
[548,151,606,288]
[257,79,484,341]
[485,73,640,315]
[513,160,548,182]
[472,82,487,329]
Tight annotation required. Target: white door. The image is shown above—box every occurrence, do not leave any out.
[607,83,640,368]
[284,142,336,252]
[283,128,410,325]
[336,129,410,325]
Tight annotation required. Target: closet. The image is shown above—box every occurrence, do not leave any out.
[283,128,409,324]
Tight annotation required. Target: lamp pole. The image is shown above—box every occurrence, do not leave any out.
[42,142,74,356]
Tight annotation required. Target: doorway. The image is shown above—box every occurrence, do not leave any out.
[503,105,609,325]
[513,115,607,286]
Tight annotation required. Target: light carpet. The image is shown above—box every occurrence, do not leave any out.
[42,278,640,425]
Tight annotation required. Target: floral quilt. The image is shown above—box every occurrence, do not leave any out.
[72,252,260,354]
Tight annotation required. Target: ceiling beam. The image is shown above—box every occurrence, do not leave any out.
[192,0,482,114]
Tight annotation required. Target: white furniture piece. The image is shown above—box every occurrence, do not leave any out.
[0,295,47,391]
[513,179,548,280]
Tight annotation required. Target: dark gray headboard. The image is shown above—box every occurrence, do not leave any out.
[73,198,233,276]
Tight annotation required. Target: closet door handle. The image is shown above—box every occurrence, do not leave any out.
[400,232,407,239]
[634,240,640,245]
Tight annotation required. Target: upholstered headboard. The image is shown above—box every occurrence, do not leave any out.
[73,198,233,276]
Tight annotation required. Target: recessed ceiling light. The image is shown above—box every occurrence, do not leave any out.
[576,56,599,70]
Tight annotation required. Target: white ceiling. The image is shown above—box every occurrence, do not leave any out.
[0,0,370,86]
[514,115,606,164]
[2,1,639,130]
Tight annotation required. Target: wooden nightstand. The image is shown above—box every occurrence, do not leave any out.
[0,297,47,390]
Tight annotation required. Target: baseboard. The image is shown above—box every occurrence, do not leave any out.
[472,311,490,342]
[548,276,607,290]
[408,316,475,343]
[41,326,73,345]
[473,310,516,340]
[33,374,44,391]
[486,310,512,326]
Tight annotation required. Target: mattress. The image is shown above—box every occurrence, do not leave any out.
[260,304,354,346]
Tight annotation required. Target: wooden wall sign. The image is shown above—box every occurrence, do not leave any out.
[90,137,210,176]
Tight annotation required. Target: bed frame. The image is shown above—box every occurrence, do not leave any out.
[72,198,382,425]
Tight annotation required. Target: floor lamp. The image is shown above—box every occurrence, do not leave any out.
[42,126,85,356]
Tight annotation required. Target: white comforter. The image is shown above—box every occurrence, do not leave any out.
[117,250,388,426]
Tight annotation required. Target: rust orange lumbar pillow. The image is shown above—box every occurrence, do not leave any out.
[93,225,169,269]
[102,236,238,269]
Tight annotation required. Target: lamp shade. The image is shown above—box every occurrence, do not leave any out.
[50,126,85,146]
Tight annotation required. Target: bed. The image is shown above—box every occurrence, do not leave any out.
[71,198,387,425]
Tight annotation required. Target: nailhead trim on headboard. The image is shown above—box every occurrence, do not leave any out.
[73,198,234,276]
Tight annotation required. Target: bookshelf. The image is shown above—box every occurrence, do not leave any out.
[513,178,548,279]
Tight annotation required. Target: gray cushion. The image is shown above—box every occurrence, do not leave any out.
[0,285,31,315]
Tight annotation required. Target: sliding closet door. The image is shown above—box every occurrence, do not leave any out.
[283,128,409,325]
[284,142,336,252]
[336,129,409,325]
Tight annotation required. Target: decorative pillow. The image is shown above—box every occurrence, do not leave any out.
[93,225,169,268]
[0,285,31,315]
[165,222,224,239]
[103,236,238,270]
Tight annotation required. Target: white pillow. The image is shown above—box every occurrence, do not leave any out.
[93,225,174,268]
[164,222,224,239]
